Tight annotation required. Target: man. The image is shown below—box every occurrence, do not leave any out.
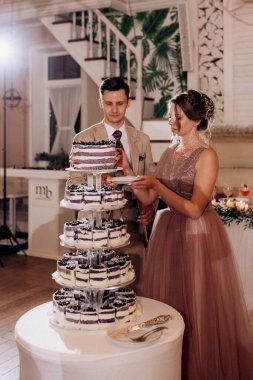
[69,77,156,289]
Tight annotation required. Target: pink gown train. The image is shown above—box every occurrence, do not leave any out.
[139,141,253,380]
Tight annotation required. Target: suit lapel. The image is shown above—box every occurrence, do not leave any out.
[126,126,139,174]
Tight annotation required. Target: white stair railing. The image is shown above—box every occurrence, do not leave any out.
[69,9,144,128]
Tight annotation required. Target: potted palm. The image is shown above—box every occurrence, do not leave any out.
[34,152,50,168]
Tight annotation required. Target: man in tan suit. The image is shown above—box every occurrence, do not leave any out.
[69,77,156,290]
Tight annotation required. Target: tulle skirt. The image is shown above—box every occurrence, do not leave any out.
[139,207,253,380]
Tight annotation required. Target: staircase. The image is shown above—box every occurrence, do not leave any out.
[40,9,154,129]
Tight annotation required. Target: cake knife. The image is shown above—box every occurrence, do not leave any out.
[109,314,173,337]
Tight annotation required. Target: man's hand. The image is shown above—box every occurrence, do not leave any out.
[137,204,155,226]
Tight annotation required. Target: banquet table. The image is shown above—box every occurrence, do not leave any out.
[225,221,253,311]
[15,297,185,380]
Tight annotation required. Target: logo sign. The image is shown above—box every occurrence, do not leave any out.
[35,185,53,200]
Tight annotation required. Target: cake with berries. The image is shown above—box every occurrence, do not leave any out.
[63,184,125,211]
[55,249,135,289]
[71,140,117,171]
[62,219,129,249]
[52,287,137,330]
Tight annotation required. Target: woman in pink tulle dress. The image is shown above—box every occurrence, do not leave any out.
[121,89,253,379]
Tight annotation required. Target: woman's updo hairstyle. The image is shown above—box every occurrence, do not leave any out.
[171,89,215,131]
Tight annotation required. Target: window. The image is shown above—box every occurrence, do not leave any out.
[48,55,80,80]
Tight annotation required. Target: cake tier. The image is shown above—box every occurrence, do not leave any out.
[60,233,130,250]
[62,184,126,211]
[53,250,135,290]
[51,287,138,330]
[61,218,129,249]
[71,140,117,171]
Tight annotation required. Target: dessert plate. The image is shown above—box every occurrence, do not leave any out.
[108,176,141,184]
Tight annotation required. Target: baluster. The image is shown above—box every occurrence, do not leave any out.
[115,37,120,76]
[126,47,131,87]
[106,26,111,77]
[88,10,93,58]
[81,11,85,39]
[98,18,102,56]
[72,12,76,40]
[135,39,143,129]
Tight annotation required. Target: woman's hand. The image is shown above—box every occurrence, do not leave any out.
[131,175,159,190]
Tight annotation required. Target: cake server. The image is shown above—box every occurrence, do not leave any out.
[109,314,173,337]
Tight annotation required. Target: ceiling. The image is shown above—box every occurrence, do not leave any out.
[0,0,184,24]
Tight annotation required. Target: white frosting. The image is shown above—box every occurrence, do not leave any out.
[73,146,116,154]
[65,307,81,329]
[52,289,137,330]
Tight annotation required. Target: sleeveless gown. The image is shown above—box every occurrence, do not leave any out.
[139,142,253,380]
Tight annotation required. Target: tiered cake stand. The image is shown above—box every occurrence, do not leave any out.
[51,167,138,330]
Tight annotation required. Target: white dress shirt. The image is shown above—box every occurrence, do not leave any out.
[104,122,131,163]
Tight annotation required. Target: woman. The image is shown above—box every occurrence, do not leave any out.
[121,90,253,379]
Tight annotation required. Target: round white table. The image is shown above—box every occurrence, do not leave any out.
[15,297,185,380]
[225,221,253,310]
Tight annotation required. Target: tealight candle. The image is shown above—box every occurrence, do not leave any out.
[236,200,247,211]
[226,199,234,208]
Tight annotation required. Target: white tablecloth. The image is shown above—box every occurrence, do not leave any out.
[225,222,253,310]
[15,297,185,380]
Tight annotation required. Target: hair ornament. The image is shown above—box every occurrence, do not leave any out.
[201,92,215,120]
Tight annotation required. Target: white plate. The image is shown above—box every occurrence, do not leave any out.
[107,327,164,347]
[60,198,127,211]
[52,270,136,291]
[108,176,141,184]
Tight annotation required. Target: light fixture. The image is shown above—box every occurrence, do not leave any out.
[0,37,12,64]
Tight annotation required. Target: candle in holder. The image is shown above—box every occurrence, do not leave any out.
[226,199,234,208]
[243,203,249,211]
[236,200,248,211]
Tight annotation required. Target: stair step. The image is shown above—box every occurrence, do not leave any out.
[68,37,89,43]
[85,57,117,63]
[52,20,72,25]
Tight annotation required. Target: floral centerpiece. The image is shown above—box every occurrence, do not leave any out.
[214,200,253,229]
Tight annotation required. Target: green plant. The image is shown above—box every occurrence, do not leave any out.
[49,150,69,170]
[34,152,50,161]
[102,7,186,118]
